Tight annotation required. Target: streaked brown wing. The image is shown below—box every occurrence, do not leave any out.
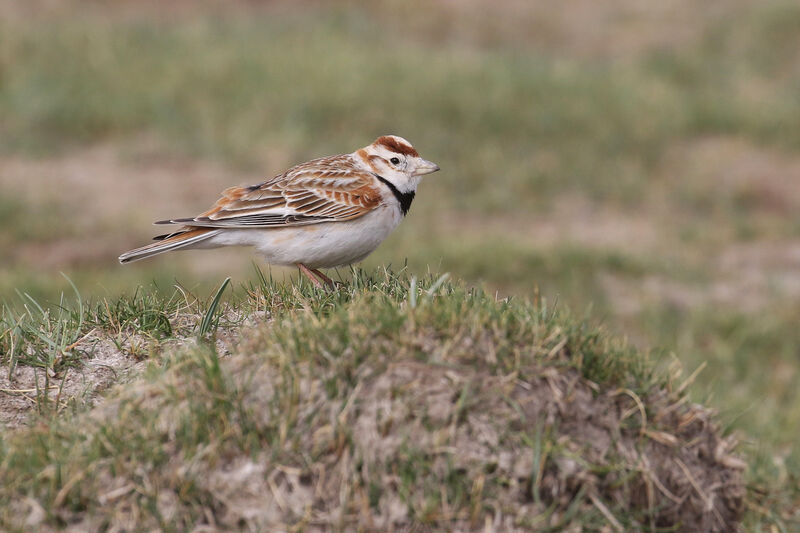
[156,155,382,228]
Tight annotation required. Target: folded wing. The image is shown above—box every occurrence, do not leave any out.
[156,155,382,228]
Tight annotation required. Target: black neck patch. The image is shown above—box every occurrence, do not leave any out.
[375,174,415,216]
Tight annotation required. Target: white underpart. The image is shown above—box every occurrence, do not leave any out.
[202,204,404,268]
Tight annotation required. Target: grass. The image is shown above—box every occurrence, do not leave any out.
[0,269,748,531]
[1,0,799,529]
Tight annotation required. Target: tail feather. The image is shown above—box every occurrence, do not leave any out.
[119,228,220,264]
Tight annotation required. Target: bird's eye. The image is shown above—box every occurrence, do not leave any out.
[390,157,400,165]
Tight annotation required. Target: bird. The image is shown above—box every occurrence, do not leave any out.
[119,135,440,287]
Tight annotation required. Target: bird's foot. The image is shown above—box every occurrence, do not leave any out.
[298,263,325,289]
[311,268,343,289]
[297,264,341,290]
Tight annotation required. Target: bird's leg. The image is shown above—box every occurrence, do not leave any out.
[310,268,337,288]
[297,263,324,288]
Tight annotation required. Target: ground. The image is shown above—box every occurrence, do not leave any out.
[0,271,747,531]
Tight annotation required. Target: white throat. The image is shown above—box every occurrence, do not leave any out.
[381,173,421,194]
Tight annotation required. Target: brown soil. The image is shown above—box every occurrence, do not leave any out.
[0,333,149,430]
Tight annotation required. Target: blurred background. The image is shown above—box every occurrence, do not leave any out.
[1,0,798,502]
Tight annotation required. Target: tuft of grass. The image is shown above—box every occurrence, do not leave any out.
[1,275,84,375]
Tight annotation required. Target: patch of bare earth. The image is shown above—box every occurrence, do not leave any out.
[0,311,245,430]
[0,334,149,430]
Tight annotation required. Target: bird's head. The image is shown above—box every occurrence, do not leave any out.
[356,135,440,193]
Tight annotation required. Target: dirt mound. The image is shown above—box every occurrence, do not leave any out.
[205,328,745,531]
[0,279,745,531]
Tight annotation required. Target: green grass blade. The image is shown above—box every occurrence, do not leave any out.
[198,277,231,338]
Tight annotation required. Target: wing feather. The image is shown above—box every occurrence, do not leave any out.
[155,155,383,229]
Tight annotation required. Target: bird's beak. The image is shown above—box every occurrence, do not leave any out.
[413,159,440,176]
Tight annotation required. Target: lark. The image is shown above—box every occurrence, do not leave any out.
[119,136,440,287]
